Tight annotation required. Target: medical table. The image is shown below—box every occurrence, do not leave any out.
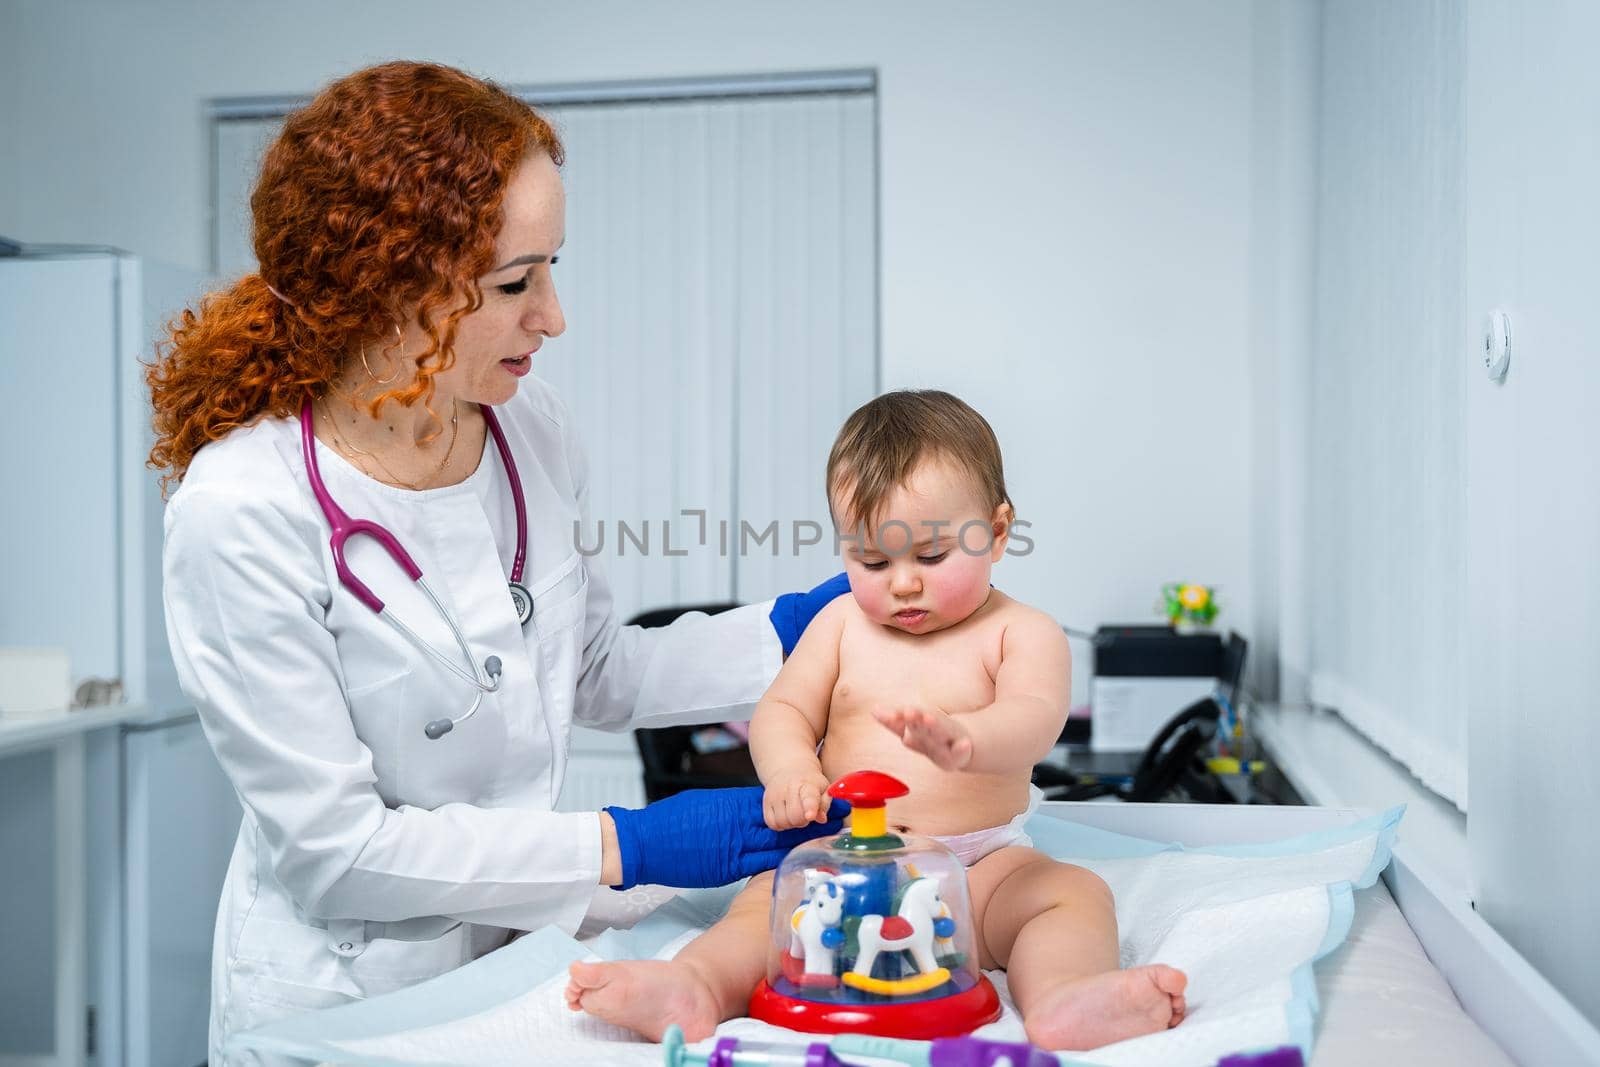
[235,801,1600,1066]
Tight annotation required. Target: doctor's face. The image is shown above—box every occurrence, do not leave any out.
[422,150,568,407]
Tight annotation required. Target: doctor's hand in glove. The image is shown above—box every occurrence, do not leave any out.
[602,787,848,890]
[769,572,850,657]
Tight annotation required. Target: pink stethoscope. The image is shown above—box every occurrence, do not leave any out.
[300,397,532,740]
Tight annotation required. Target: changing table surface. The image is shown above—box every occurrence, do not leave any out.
[576,877,1516,1066]
[572,800,1520,1066]
[1314,879,1511,1066]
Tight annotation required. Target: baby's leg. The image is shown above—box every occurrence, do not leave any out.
[565,872,774,1042]
[967,847,1186,1051]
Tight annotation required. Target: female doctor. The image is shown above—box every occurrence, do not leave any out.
[149,62,845,1064]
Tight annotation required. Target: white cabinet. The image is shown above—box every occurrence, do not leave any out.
[0,253,235,1067]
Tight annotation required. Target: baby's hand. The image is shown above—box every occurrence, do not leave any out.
[763,769,834,831]
[873,705,974,771]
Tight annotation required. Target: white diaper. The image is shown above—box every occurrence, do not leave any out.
[929,785,1043,866]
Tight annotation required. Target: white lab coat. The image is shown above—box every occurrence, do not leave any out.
[162,377,781,1065]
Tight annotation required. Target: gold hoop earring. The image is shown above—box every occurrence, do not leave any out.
[361,326,405,385]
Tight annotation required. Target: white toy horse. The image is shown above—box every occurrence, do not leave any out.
[850,876,955,979]
[789,869,846,979]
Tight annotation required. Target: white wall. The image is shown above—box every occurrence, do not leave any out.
[1464,0,1600,1029]
[0,0,1265,704]
[1289,0,1600,1027]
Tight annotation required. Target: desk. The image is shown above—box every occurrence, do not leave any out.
[0,706,145,1067]
[1050,744,1144,779]
[1037,742,1279,805]
[0,704,148,760]
[1034,744,1143,797]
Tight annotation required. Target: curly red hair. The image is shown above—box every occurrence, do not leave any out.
[147,61,563,493]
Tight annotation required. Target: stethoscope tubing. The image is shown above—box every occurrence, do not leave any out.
[299,396,530,736]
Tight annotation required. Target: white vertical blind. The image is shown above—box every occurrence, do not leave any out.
[210,86,878,622]
[541,93,876,616]
[1309,0,1468,806]
[728,96,877,604]
[541,100,732,621]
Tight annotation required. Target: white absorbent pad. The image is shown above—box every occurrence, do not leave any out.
[236,806,1402,1067]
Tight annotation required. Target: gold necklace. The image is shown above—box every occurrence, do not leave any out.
[320,399,460,490]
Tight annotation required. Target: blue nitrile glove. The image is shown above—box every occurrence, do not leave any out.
[769,571,852,657]
[605,787,849,891]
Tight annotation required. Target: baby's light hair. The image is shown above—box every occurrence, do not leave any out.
[826,390,1012,532]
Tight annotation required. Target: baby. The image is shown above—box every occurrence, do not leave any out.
[567,390,1187,1050]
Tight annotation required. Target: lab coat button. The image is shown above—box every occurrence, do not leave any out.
[328,921,369,957]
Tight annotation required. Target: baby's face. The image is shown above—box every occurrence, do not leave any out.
[834,459,1009,635]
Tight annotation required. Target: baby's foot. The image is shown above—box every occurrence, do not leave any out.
[1023,964,1188,1051]
[564,959,722,1042]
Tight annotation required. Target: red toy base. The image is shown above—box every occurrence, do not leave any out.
[747,975,1002,1039]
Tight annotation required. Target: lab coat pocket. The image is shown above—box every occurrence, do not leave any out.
[529,551,589,638]
[232,920,468,1016]
[233,966,360,1053]
[237,967,358,1014]
[344,668,411,807]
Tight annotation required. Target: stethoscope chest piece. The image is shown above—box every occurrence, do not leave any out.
[509,581,533,627]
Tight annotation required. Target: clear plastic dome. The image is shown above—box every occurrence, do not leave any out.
[747,771,1001,1038]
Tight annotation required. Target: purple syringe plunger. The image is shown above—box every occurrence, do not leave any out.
[698,1033,849,1067]
[1218,1048,1305,1067]
[927,1035,1059,1067]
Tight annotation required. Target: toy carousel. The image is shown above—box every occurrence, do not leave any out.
[748,771,1002,1038]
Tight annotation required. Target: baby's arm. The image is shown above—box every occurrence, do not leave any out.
[749,596,848,829]
[875,610,1071,774]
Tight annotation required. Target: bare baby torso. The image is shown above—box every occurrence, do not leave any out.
[819,590,1036,837]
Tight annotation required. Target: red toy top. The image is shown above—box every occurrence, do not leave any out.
[827,770,909,810]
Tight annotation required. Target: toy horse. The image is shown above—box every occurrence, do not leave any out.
[788,869,846,984]
[850,877,957,982]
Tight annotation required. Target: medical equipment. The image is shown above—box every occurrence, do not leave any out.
[300,397,531,739]
[1086,627,1246,752]
[660,1027,1305,1067]
[660,1025,1059,1066]
[750,771,999,1038]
